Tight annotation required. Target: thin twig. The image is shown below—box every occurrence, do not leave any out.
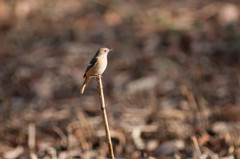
[191,136,202,159]
[97,75,115,159]
[28,123,36,151]
[53,126,67,145]
[28,123,38,159]
[67,127,73,159]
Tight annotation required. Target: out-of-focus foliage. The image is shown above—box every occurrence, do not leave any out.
[0,0,239,158]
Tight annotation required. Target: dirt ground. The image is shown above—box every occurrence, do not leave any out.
[0,0,240,159]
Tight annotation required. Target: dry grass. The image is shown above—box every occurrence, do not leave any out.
[0,0,240,159]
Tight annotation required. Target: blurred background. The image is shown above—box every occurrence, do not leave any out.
[0,0,240,158]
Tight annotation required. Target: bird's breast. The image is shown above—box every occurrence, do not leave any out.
[96,56,107,74]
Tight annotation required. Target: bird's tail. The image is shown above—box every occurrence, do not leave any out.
[81,76,90,94]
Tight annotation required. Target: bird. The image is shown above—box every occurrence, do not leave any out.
[81,48,112,94]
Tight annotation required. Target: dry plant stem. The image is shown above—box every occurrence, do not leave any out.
[28,123,38,159]
[191,136,202,159]
[28,123,36,151]
[67,127,72,159]
[97,75,115,159]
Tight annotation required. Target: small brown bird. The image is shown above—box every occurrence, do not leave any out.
[81,48,112,94]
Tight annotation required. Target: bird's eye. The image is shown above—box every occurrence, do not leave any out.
[104,49,107,52]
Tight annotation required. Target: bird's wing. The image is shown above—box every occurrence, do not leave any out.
[83,56,98,77]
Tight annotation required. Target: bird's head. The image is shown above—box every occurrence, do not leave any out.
[99,48,112,55]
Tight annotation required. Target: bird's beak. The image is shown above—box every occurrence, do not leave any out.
[109,49,113,52]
